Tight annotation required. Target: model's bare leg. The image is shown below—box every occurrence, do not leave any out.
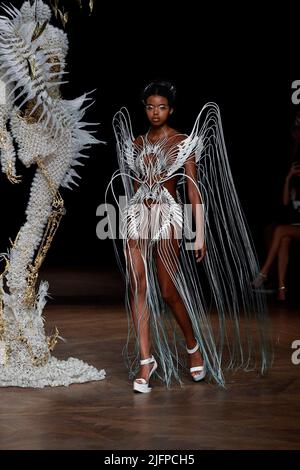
[125,240,152,382]
[155,236,203,375]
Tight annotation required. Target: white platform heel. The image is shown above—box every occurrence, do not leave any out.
[133,355,158,393]
[186,342,206,382]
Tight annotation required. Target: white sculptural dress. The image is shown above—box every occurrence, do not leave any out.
[108,106,272,387]
[0,1,105,387]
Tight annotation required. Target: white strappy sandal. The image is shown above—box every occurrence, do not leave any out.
[186,342,206,382]
[133,355,158,393]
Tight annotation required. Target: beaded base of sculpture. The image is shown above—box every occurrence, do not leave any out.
[0,284,105,388]
[0,355,105,389]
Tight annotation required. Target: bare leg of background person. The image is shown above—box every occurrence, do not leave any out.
[260,225,300,274]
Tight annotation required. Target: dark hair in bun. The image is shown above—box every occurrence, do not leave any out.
[141,80,176,107]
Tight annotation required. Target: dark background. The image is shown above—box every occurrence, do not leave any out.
[0,1,298,273]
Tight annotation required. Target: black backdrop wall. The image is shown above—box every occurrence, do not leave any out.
[0,1,297,270]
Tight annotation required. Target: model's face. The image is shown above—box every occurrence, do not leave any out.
[145,95,172,127]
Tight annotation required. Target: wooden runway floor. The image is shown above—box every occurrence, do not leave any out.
[0,268,299,450]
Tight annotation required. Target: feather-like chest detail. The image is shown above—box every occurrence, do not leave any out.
[124,133,199,189]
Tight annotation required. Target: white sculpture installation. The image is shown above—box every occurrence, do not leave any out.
[0,1,105,387]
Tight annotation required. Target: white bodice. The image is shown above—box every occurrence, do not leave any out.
[123,133,200,203]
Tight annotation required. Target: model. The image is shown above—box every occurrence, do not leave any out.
[107,80,271,392]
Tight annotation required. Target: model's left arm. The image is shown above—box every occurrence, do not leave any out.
[184,154,206,262]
